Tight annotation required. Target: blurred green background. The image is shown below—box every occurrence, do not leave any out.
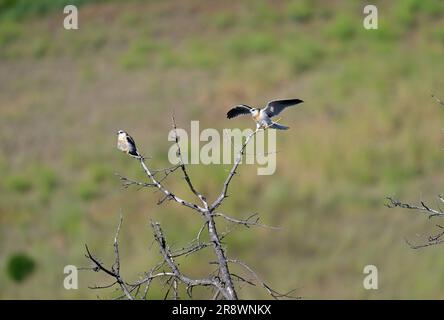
[1,0,444,299]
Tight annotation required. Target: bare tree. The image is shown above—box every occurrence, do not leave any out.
[83,116,297,300]
[386,95,444,249]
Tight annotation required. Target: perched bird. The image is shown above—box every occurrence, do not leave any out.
[227,99,304,130]
[117,130,140,157]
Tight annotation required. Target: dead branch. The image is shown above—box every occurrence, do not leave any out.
[386,196,444,218]
[84,215,134,300]
[386,196,444,249]
[404,225,444,249]
[171,114,208,207]
[85,117,292,300]
[213,212,281,230]
[386,95,444,249]
[226,259,300,299]
[210,129,259,212]
[150,221,224,296]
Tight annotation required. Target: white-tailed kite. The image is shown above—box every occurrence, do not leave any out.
[117,130,140,157]
[227,98,303,130]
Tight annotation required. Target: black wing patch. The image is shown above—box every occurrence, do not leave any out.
[126,135,137,148]
[264,99,303,117]
[127,135,139,156]
[227,105,252,119]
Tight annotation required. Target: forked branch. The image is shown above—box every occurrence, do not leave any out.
[385,94,444,249]
[386,196,444,249]
[85,118,292,299]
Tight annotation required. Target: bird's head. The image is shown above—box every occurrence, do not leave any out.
[117,130,125,136]
[251,108,260,116]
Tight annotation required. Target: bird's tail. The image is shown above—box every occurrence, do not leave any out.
[133,151,151,161]
[269,122,289,130]
[129,150,142,159]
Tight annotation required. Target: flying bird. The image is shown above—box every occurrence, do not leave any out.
[117,130,140,158]
[227,99,304,130]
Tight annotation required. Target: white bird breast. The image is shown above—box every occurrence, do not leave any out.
[117,134,129,152]
[258,109,272,126]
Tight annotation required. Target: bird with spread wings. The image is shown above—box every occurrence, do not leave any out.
[227,99,303,130]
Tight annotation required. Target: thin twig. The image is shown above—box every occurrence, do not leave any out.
[211,128,259,212]
[387,196,444,248]
[150,220,224,297]
[227,259,300,299]
[138,157,206,213]
[386,197,444,218]
[171,114,208,207]
[213,212,281,230]
[85,244,134,300]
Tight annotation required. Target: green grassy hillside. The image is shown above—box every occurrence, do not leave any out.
[1,0,444,299]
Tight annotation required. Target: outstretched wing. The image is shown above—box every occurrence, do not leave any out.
[269,122,289,130]
[264,99,303,118]
[227,104,252,119]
